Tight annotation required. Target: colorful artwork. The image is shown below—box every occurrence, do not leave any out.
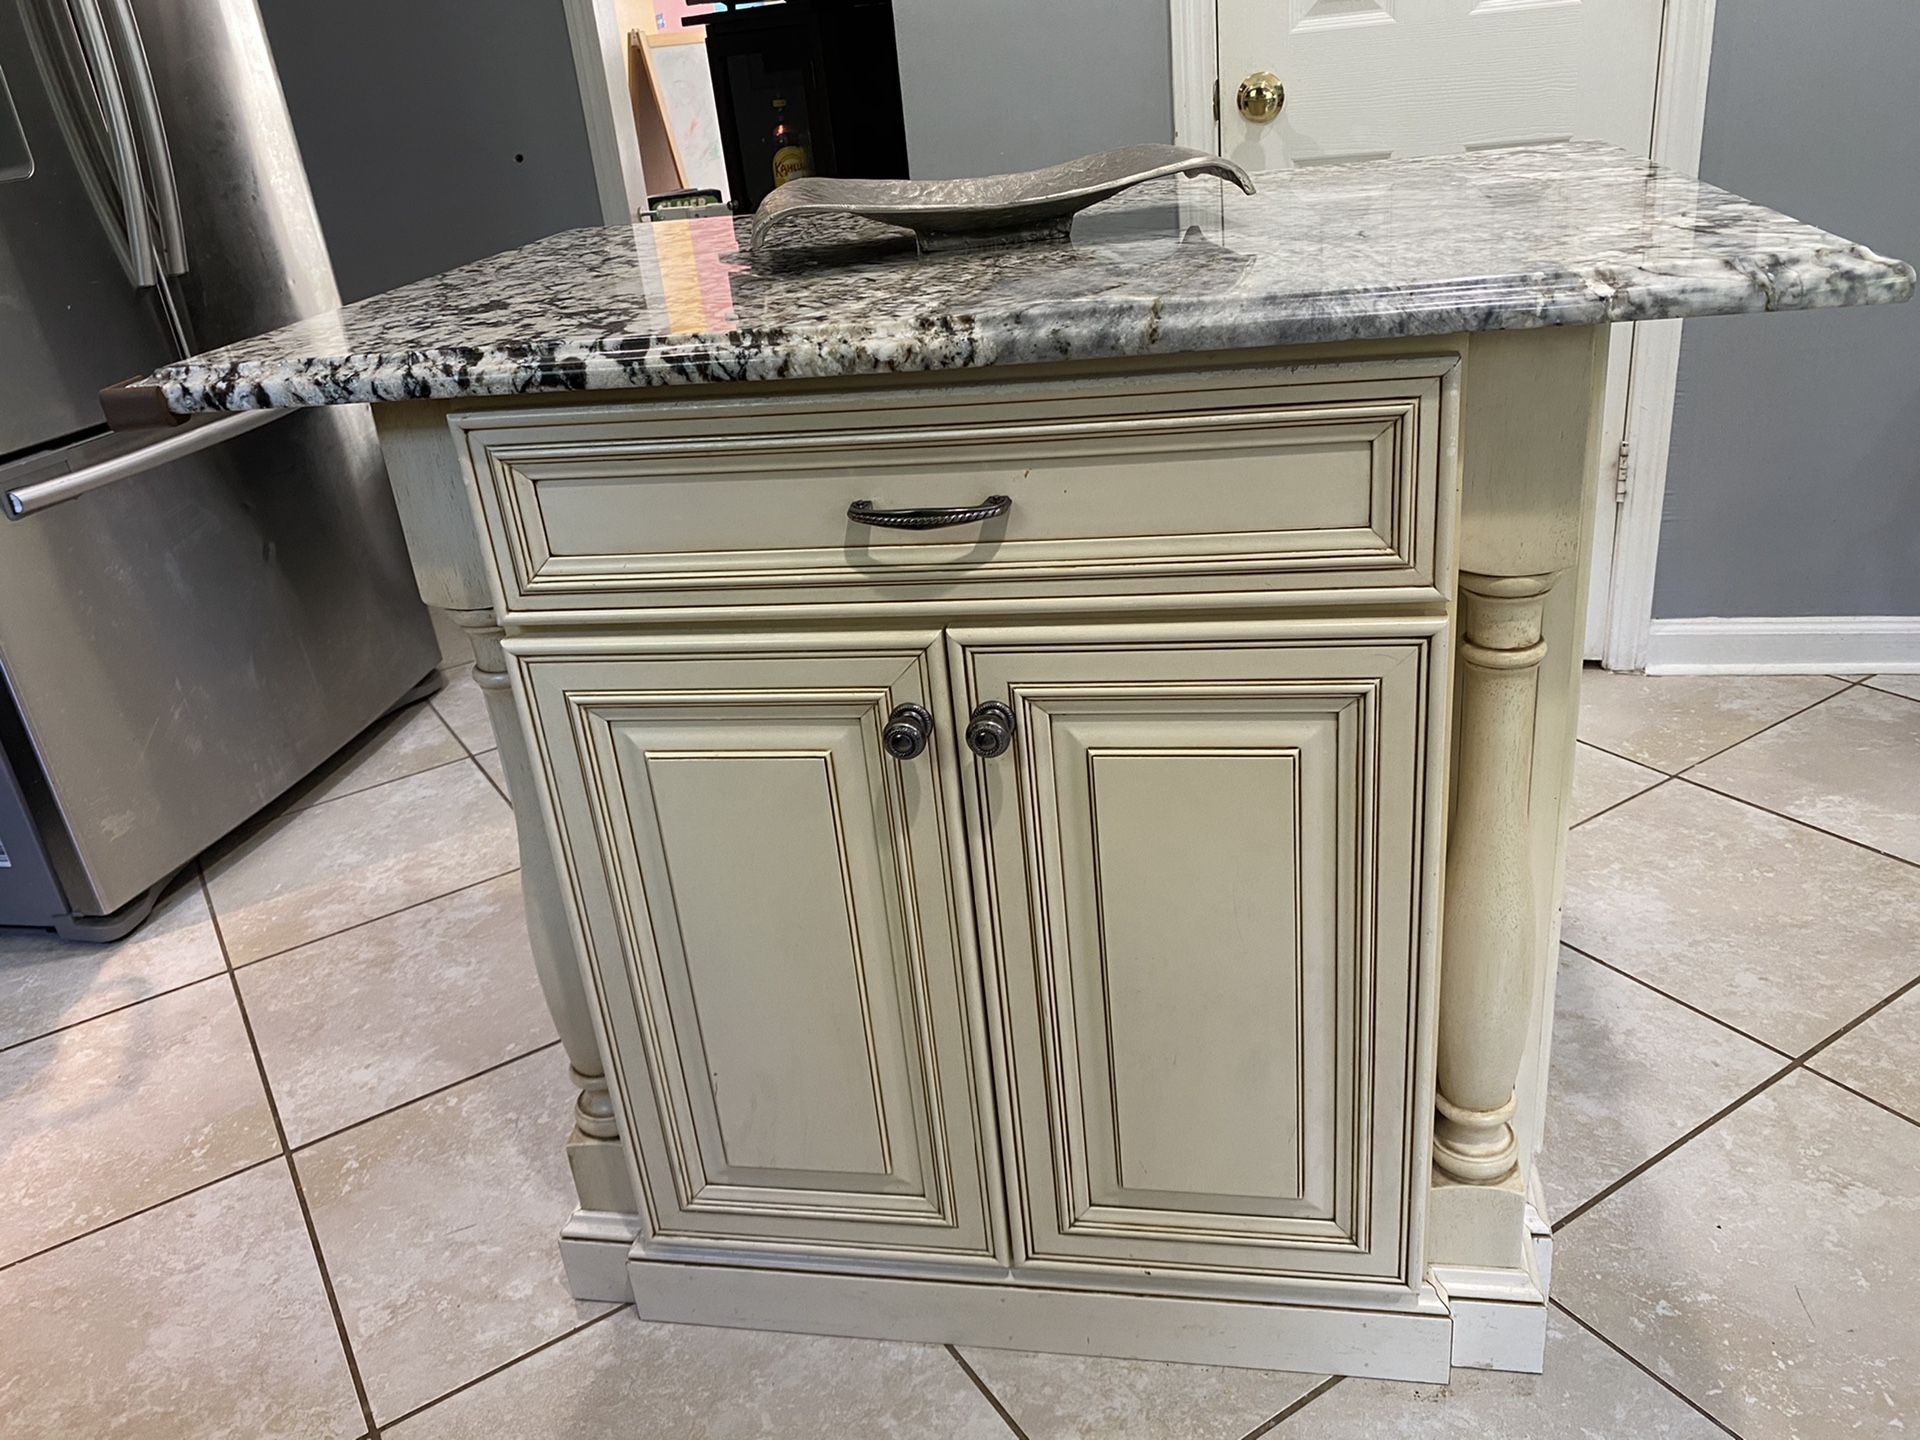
[646,34,729,201]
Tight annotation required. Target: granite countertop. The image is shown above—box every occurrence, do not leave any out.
[135,141,1913,415]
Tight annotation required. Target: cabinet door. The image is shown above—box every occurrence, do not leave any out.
[951,620,1444,1291]
[513,634,1001,1267]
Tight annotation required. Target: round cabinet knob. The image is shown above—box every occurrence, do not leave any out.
[1237,71,1286,124]
[965,701,1016,759]
[882,703,934,760]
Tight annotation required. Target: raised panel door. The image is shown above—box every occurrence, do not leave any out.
[951,619,1445,1290]
[511,633,1001,1266]
[1217,0,1664,169]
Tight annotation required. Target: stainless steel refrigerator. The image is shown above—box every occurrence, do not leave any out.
[0,0,439,938]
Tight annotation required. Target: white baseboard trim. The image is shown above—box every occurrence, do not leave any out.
[1645,617,1920,675]
[560,1209,644,1303]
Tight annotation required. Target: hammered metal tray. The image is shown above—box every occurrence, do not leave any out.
[748,144,1257,255]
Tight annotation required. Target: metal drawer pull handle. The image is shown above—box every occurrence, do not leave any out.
[882,703,933,760]
[965,701,1015,759]
[848,495,1011,530]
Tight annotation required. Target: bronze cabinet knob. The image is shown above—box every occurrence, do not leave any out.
[882,703,934,760]
[965,701,1015,759]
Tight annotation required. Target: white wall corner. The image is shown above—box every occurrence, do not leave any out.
[1646,616,1920,675]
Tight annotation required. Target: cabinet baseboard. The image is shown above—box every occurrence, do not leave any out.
[1645,616,1920,675]
[620,1255,1461,1383]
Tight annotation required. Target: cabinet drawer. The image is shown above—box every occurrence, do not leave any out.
[511,634,1003,1267]
[459,359,1456,613]
[951,618,1446,1292]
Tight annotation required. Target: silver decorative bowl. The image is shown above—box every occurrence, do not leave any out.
[749,144,1257,255]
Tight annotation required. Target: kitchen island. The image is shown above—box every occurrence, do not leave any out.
[122,142,1910,1382]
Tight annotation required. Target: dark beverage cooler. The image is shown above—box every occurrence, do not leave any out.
[703,0,910,212]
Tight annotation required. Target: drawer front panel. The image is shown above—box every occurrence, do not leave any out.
[951,619,1444,1289]
[512,636,1001,1264]
[460,360,1455,612]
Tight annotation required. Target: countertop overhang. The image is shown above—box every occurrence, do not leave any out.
[131,141,1913,416]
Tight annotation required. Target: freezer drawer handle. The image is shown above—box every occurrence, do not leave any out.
[6,410,282,519]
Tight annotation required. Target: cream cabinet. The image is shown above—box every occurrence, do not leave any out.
[456,358,1452,612]
[379,333,1611,1382]
[514,637,1002,1266]
[515,615,1447,1302]
[952,622,1443,1290]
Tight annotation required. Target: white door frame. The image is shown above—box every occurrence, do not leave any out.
[563,0,652,225]
[1170,0,1720,672]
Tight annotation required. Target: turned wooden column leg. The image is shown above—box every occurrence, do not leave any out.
[1434,573,1555,1186]
[451,612,637,1216]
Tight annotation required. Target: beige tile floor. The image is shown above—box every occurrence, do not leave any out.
[2,662,1918,1438]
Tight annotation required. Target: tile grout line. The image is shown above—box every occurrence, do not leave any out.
[0,916,559,1271]
[944,1346,1032,1440]
[1573,671,1861,787]
[1667,676,1865,779]
[199,866,386,1440]
[1859,678,1920,704]
[377,1304,633,1434]
[1675,772,1920,873]
[1640,675,1920,868]
[198,689,506,875]
[1568,773,1673,832]
[1550,1300,1746,1439]
[1794,969,1920,1068]
[289,1039,565,1155]
[471,749,511,807]
[1553,964,1920,1231]
[1558,942,1796,1060]
[0,1153,282,1277]
[0,967,233,1058]
[1239,1375,1344,1439]
[0,1030,581,1279]
[4,866,533,1127]
[1552,1058,1799,1233]
[1800,1065,1920,1132]
[226,865,522,971]
[424,694,470,753]
[289,749,480,820]
[1565,734,1669,775]
[426,681,513,806]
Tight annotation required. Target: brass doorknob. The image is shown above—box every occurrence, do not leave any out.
[1237,71,1285,123]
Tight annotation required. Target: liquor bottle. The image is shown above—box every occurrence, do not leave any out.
[770,97,812,189]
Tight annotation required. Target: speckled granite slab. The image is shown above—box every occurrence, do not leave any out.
[137,141,1912,414]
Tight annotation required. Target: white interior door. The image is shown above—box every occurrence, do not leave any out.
[1204,0,1667,659]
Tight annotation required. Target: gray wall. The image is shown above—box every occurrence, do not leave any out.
[1654,0,1920,619]
[260,0,605,303]
[891,0,1173,179]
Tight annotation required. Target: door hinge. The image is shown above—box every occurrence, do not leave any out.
[1213,77,1221,124]
[1614,440,1632,504]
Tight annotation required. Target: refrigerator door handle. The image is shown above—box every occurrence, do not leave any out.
[5,410,283,519]
[96,0,186,276]
[59,0,157,287]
